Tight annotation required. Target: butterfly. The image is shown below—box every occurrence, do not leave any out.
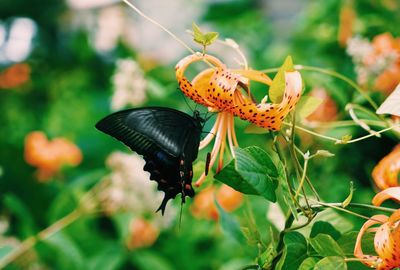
[96,107,204,214]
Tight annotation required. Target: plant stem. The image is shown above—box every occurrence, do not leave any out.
[294,158,309,200]
[122,0,195,55]
[0,209,83,269]
[262,65,378,110]
[270,132,302,212]
[304,198,389,222]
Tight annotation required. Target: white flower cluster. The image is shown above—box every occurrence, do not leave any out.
[346,36,398,85]
[99,151,176,228]
[111,59,147,110]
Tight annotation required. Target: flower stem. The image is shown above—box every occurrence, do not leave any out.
[122,0,195,55]
[0,209,83,269]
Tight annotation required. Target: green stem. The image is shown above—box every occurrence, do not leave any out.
[281,134,321,201]
[294,158,309,200]
[303,119,386,129]
[346,125,400,143]
[298,65,379,110]
[304,198,387,221]
[0,209,83,269]
[270,132,301,212]
[262,65,378,110]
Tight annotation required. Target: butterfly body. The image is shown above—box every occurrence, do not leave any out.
[96,107,203,214]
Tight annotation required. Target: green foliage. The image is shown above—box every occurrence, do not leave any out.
[314,256,347,270]
[276,232,308,270]
[215,200,245,244]
[215,146,278,202]
[296,95,324,119]
[0,0,397,269]
[269,56,295,103]
[192,22,219,50]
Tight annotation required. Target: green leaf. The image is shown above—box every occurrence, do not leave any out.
[310,234,344,257]
[337,231,375,256]
[259,242,278,269]
[376,83,400,116]
[3,193,36,237]
[131,250,174,270]
[342,181,355,208]
[276,232,308,270]
[269,56,295,103]
[87,244,125,270]
[314,256,347,270]
[310,221,341,240]
[204,32,219,45]
[215,146,278,202]
[192,22,219,47]
[215,200,245,244]
[43,232,84,269]
[192,22,205,44]
[244,124,268,134]
[299,257,319,270]
[296,95,324,119]
[336,135,352,144]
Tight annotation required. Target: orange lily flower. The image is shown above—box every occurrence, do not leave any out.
[176,53,302,185]
[190,184,243,221]
[354,188,400,269]
[372,144,400,190]
[24,131,82,181]
[127,218,159,249]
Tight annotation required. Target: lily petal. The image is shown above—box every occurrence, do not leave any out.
[372,187,400,206]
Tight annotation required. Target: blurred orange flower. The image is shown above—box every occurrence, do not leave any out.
[338,3,356,47]
[306,88,338,122]
[127,218,159,250]
[372,144,400,190]
[370,33,400,94]
[0,63,31,89]
[24,131,82,181]
[190,184,243,221]
[354,188,400,269]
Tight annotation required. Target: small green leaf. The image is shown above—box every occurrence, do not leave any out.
[269,56,295,103]
[192,22,205,44]
[336,135,352,144]
[215,200,245,244]
[299,257,319,270]
[296,95,324,119]
[259,242,278,269]
[310,234,344,257]
[310,221,341,240]
[314,256,347,270]
[204,32,219,45]
[192,22,218,47]
[342,181,355,208]
[276,232,308,270]
[215,146,278,202]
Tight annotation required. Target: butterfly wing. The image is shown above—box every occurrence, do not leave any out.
[96,107,202,214]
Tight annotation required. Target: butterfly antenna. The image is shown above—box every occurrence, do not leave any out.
[178,87,194,112]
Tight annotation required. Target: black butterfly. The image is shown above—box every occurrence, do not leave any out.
[96,107,204,214]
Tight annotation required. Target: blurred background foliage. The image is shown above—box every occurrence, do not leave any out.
[0,0,399,269]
